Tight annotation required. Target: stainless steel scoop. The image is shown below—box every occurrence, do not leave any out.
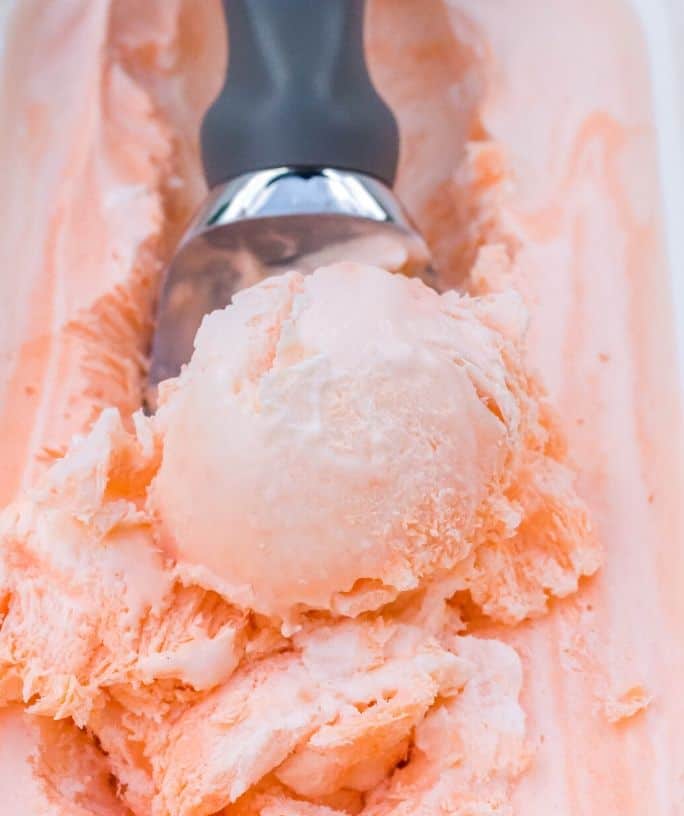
[147,0,434,407]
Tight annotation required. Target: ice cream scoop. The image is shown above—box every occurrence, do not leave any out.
[147,0,434,405]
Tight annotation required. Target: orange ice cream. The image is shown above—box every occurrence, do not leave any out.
[0,263,597,814]
[153,264,597,626]
[0,1,683,815]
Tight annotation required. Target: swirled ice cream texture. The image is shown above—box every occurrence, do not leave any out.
[1,0,682,813]
[0,264,597,814]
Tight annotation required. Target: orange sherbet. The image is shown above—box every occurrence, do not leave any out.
[0,260,597,814]
[0,0,682,814]
[153,263,598,627]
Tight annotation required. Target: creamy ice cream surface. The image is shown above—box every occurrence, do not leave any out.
[0,0,683,815]
[0,262,598,814]
[153,264,597,626]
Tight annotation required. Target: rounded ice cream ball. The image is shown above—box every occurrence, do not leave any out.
[151,263,524,622]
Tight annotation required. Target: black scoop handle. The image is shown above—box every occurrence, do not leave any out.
[201,0,399,189]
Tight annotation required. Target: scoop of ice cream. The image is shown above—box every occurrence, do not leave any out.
[152,263,598,624]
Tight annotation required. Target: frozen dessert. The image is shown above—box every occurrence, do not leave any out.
[0,705,130,816]
[0,0,682,815]
[0,262,598,814]
[153,264,597,626]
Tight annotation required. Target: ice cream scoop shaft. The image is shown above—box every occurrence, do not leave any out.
[201,0,400,188]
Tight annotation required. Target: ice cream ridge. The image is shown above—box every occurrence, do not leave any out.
[0,262,599,815]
